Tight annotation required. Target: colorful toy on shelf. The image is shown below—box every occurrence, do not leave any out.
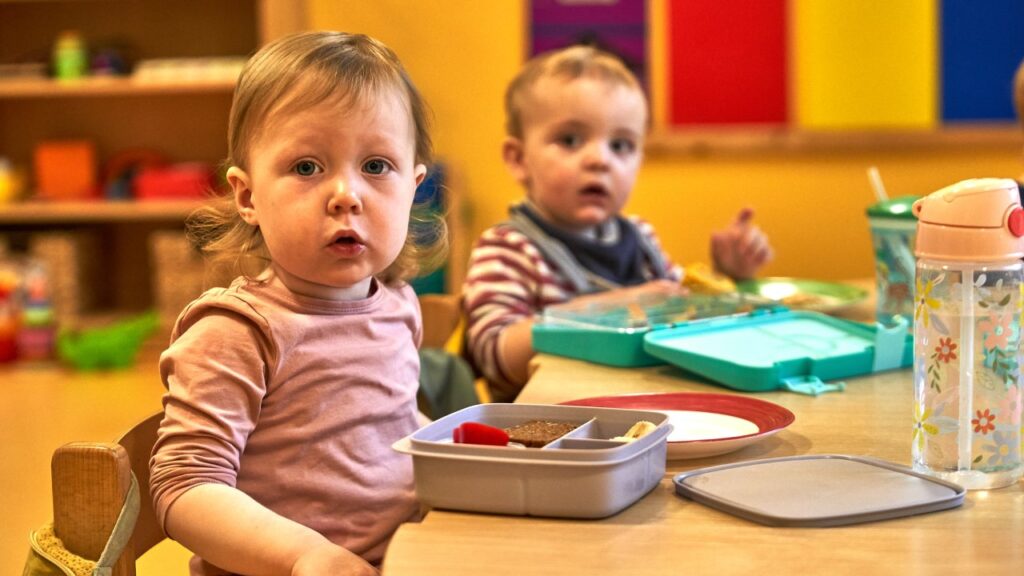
[134,162,216,200]
[91,48,128,76]
[34,140,98,199]
[101,148,167,200]
[0,263,19,363]
[100,149,217,200]
[16,258,55,361]
[53,30,87,80]
[56,311,159,370]
[0,157,26,204]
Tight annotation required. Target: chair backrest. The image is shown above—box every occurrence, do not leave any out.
[416,293,493,413]
[51,411,164,576]
[418,293,462,350]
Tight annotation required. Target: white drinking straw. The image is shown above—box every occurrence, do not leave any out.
[867,165,916,282]
[867,166,889,202]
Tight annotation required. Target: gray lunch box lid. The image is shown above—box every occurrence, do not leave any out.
[673,454,965,527]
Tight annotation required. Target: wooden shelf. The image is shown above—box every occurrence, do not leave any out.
[0,76,236,99]
[0,199,205,224]
[0,1,307,340]
[645,123,1024,156]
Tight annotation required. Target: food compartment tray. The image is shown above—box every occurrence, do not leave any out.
[394,403,672,518]
[408,403,667,460]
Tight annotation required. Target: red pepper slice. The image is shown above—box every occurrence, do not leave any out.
[452,422,509,446]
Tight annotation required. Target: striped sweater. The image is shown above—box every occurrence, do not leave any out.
[462,215,682,401]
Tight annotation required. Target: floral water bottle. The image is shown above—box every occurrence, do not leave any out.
[912,178,1023,489]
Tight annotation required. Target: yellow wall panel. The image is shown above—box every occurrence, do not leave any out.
[636,149,1021,282]
[794,0,937,129]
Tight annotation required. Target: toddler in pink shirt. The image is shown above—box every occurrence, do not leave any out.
[149,31,446,576]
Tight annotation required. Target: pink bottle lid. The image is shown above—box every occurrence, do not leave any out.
[912,178,1024,262]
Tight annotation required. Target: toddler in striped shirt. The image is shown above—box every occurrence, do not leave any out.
[463,44,772,401]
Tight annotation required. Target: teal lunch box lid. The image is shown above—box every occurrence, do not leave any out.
[642,311,911,395]
[865,195,920,220]
[532,322,665,367]
[532,291,782,368]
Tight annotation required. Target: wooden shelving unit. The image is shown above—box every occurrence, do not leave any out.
[0,0,304,319]
[0,76,237,99]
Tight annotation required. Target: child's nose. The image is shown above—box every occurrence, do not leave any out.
[582,142,610,169]
[327,180,363,215]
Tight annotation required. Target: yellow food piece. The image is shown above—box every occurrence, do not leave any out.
[611,420,658,442]
[682,262,736,295]
[780,292,837,311]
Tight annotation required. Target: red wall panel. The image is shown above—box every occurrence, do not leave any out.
[668,0,788,125]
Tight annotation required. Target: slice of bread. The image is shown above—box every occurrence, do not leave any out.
[504,420,579,448]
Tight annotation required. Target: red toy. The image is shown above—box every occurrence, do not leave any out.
[134,163,215,200]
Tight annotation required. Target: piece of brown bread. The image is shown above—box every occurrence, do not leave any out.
[504,420,579,448]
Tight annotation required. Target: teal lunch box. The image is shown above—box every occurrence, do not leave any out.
[642,311,911,395]
[532,291,778,368]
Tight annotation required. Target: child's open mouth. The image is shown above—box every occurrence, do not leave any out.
[329,229,365,245]
[328,231,366,256]
[580,185,610,199]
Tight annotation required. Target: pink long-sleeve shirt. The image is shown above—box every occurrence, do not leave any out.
[150,274,422,574]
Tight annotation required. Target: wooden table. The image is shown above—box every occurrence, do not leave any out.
[384,296,1024,575]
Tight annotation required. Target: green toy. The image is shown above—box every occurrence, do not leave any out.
[57,311,159,370]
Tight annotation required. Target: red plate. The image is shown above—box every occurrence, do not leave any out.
[561,392,795,460]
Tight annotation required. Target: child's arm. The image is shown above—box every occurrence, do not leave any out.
[490,281,678,387]
[462,227,553,399]
[465,225,683,397]
[710,207,773,280]
[496,317,536,385]
[165,484,377,576]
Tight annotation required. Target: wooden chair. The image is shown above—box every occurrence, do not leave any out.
[417,294,492,409]
[418,293,464,350]
[50,411,164,576]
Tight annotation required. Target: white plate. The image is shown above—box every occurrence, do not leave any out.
[561,392,795,460]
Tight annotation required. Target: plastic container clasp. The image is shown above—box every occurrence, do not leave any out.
[781,375,846,396]
[872,315,908,372]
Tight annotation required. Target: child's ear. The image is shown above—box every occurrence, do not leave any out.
[226,166,258,226]
[414,163,427,187]
[502,137,528,185]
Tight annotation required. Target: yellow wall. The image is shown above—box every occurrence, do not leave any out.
[309,0,1024,286]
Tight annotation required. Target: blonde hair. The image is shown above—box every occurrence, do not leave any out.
[504,44,646,139]
[188,31,447,285]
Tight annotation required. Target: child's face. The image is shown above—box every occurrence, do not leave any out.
[229,88,426,299]
[505,75,646,232]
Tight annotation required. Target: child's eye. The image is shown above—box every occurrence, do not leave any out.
[610,138,636,155]
[293,160,321,176]
[363,159,393,175]
[556,133,582,149]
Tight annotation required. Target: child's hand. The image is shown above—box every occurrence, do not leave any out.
[710,208,773,281]
[292,541,379,576]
